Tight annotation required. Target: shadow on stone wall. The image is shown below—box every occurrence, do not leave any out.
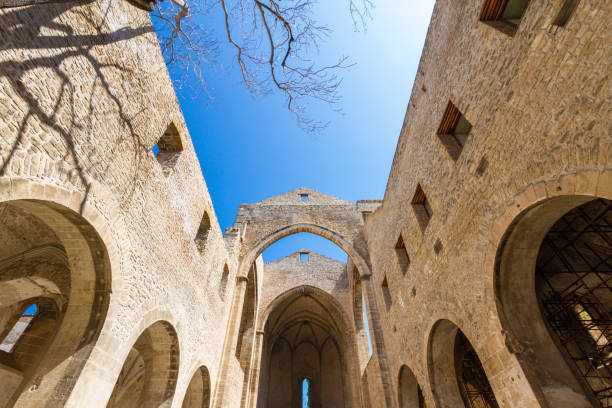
[0,3,156,211]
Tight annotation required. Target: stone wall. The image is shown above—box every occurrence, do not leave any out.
[0,1,236,406]
[364,0,611,407]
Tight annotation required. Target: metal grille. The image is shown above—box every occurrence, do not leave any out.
[456,332,499,408]
[537,198,612,407]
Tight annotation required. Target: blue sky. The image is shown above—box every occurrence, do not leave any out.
[162,0,435,261]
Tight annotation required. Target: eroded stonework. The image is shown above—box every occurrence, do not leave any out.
[0,0,610,407]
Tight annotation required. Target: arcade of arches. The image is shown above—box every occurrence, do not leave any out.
[0,0,609,407]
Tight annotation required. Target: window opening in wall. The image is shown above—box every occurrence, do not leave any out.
[418,386,426,408]
[300,252,309,262]
[437,101,472,161]
[479,0,530,35]
[536,198,612,406]
[395,235,410,275]
[195,210,211,253]
[300,194,309,201]
[411,184,432,232]
[362,294,373,356]
[551,0,580,27]
[0,303,38,353]
[301,377,312,408]
[455,331,499,408]
[219,264,230,299]
[382,276,392,311]
[154,120,185,174]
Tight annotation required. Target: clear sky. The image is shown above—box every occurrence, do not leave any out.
[161,0,436,262]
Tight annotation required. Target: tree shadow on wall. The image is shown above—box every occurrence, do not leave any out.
[0,2,159,212]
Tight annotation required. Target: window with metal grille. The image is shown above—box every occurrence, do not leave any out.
[479,0,531,36]
[455,330,500,408]
[395,235,410,275]
[411,184,432,232]
[536,198,612,406]
[437,101,472,162]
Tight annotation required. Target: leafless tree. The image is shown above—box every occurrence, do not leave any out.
[151,0,374,134]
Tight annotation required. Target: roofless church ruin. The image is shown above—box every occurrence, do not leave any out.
[0,0,610,407]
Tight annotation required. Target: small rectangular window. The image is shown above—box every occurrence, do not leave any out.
[300,194,309,201]
[437,101,472,161]
[395,235,410,275]
[411,184,432,232]
[479,0,530,36]
[300,252,309,262]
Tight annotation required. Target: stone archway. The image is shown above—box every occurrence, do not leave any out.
[215,188,395,407]
[398,365,425,408]
[182,366,211,408]
[427,319,498,408]
[0,198,111,407]
[107,320,180,408]
[256,286,359,408]
[495,195,611,407]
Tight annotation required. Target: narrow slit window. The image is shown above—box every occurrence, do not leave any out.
[411,184,432,232]
[395,235,410,275]
[382,276,392,311]
[551,0,580,27]
[0,303,37,353]
[300,252,309,263]
[362,295,373,356]
[479,0,531,36]
[219,265,230,299]
[301,378,311,408]
[437,101,472,161]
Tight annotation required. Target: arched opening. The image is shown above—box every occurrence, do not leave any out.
[496,196,611,407]
[398,365,426,408]
[257,286,354,408]
[301,377,312,407]
[262,232,347,263]
[182,366,211,408]
[352,264,373,371]
[427,319,498,407]
[107,320,179,408]
[0,199,111,407]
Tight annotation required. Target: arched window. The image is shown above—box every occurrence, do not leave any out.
[301,377,312,408]
[362,294,373,356]
[0,303,37,353]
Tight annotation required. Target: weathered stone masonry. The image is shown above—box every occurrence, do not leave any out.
[0,0,610,407]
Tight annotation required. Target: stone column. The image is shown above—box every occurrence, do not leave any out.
[361,274,398,408]
[245,330,265,408]
[214,275,249,408]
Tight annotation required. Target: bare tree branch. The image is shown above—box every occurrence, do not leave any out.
[152,0,373,134]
